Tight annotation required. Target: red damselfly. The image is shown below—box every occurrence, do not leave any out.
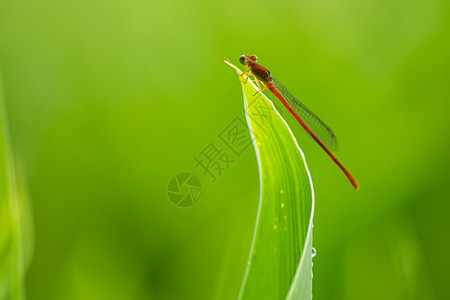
[238,55,359,190]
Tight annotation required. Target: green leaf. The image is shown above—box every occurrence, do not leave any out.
[223,59,314,300]
[0,71,32,300]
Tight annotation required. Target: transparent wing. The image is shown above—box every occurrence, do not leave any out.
[272,77,339,151]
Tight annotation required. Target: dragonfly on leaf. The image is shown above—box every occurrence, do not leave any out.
[237,55,359,190]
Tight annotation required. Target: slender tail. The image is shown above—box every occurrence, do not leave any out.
[267,83,360,190]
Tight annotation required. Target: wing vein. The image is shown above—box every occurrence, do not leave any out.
[272,77,338,151]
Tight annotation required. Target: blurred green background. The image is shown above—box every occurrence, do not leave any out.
[1,0,449,299]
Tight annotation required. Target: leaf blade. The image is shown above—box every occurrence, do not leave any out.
[223,59,314,300]
[0,71,32,300]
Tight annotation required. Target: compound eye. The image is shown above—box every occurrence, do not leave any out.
[239,55,247,65]
[249,55,258,62]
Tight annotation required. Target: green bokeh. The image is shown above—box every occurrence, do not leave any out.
[0,0,449,299]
